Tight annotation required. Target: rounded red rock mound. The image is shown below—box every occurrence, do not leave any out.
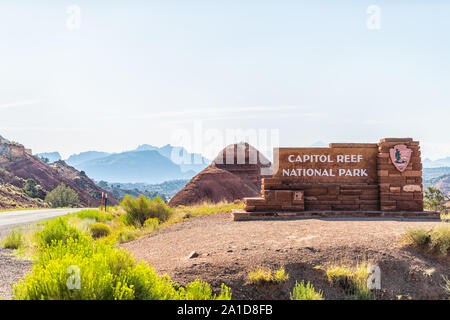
[168,142,271,206]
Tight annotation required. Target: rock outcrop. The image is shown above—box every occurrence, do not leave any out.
[168,143,271,206]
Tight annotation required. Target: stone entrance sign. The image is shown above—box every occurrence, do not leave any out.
[274,146,378,184]
[234,138,440,220]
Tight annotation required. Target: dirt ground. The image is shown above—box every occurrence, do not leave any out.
[0,248,31,300]
[122,212,449,300]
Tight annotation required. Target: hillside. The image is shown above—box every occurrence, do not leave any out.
[0,137,117,209]
[433,175,450,195]
[168,142,271,206]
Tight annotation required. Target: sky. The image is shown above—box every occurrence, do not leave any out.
[0,0,449,160]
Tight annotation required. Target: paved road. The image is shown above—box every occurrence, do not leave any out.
[0,208,85,239]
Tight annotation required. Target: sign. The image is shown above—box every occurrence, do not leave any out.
[389,144,411,172]
[273,147,378,184]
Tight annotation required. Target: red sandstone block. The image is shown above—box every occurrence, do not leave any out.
[377,164,395,170]
[360,189,379,195]
[340,189,362,195]
[281,205,305,211]
[306,204,332,211]
[389,186,401,193]
[275,190,292,202]
[341,200,358,205]
[329,143,378,148]
[328,186,340,195]
[332,204,360,211]
[380,138,413,143]
[379,177,407,184]
[359,200,379,205]
[315,195,339,201]
[381,200,396,206]
[413,193,424,200]
[360,194,379,200]
[360,204,380,211]
[244,205,256,212]
[304,187,328,196]
[390,194,414,201]
[379,183,390,192]
[337,195,360,201]
[378,170,389,177]
[403,171,422,177]
[381,206,396,211]
[263,190,276,200]
[396,200,423,211]
[377,153,390,158]
[377,158,390,165]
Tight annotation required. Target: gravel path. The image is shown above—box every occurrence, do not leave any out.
[0,248,31,300]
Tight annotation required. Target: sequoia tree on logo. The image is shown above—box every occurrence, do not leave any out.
[389,144,412,172]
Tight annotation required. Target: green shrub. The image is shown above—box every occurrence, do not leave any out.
[75,209,113,222]
[45,183,79,208]
[2,230,24,249]
[183,280,231,300]
[424,187,449,213]
[13,236,231,300]
[24,178,39,198]
[90,223,111,239]
[290,281,324,300]
[38,217,83,247]
[144,218,159,230]
[121,195,172,227]
[116,227,140,244]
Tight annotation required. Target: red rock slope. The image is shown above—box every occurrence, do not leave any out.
[1,154,117,208]
[168,143,271,206]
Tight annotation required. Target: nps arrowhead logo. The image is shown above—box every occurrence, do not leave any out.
[389,144,412,172]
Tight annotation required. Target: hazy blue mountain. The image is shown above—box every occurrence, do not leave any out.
[423,157,450,168]
[66,151,111,167]
[73,150,196,183]
[134,144,210,173]
[309,141,328,147]
[35,152,61,163]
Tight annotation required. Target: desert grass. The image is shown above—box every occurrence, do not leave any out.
[401,224,450,256]
[442,276,450,296]
[323,264,375,300]
[248,266,289,285]
[290,281,324,300]
[2,230,24,249]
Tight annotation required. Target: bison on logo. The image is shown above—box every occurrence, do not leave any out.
[389,144,412,172]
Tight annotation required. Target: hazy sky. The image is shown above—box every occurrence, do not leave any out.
[1,0,449,160]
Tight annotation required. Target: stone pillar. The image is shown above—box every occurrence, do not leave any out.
[377,138,423,212]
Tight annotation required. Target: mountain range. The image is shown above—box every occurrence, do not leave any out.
[423,157,450,168]
[36,144,210,184]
